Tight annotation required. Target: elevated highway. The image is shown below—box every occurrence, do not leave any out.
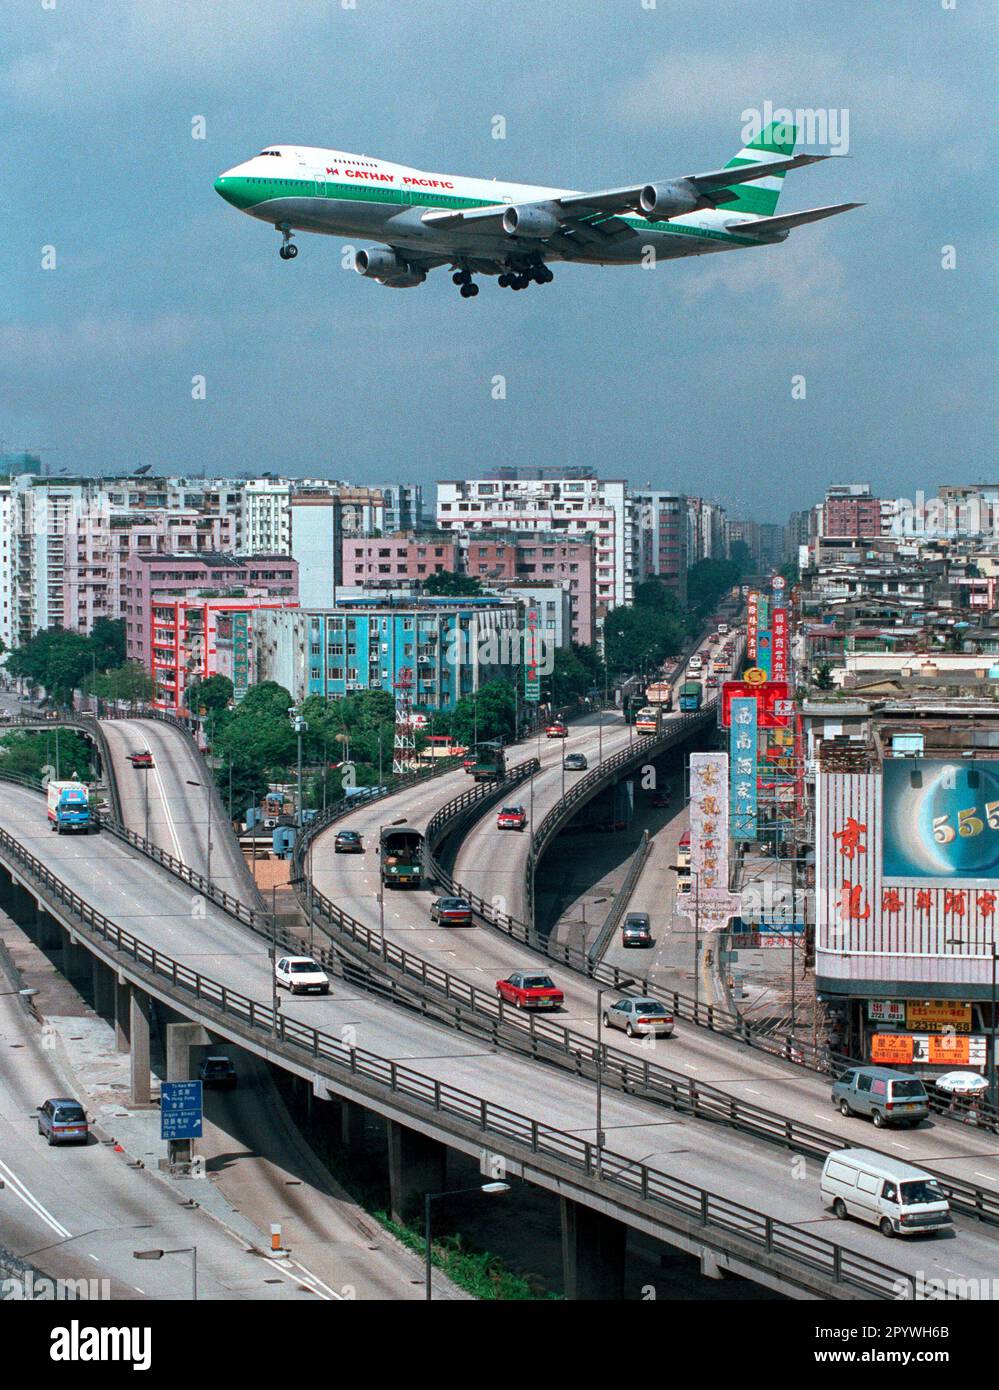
[1,780,994,1297]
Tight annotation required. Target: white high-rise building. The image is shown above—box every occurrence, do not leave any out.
[436,472,635,620]
[237,478,292,555]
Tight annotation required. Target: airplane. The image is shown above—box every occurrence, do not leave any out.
[214,120,859,298]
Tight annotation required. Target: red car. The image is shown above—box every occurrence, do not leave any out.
[128,750,154,769]
[496,971,564,1010]
[430,897,474,926]
[497,804,527,831]
[462,755,476,774]
[546,723,568,739]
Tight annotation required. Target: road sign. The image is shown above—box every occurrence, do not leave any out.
[160,1080,203,1141]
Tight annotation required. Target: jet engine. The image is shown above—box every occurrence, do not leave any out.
[638,180,700,219]
[502,205,560,238]
[355,248,412,279]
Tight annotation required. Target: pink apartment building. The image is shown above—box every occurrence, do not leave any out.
[342,535,459,586]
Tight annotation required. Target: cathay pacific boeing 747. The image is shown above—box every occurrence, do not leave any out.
[214,120,859,297]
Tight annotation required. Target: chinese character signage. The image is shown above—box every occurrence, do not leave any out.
[730,696,758,840]
[907,1000,972,1032]
[882,758,999,884]
[756,628,773,678]
[524,606,541,702]
[677,752,742,930]
[870,1034,915,1064]
[232,611,249,702]
[720,680,790,728]
[160,1080,203,1141]
[772,606,788,682]
[746,591,759,661]
[868,1000,906,1024]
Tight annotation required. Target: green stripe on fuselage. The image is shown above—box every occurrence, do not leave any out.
[214,175,766,248]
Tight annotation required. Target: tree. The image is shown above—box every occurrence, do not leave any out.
[686,559,742,618]
[604,605,683,678]
[778,560,799,586]
[185,674,234,714]
[7,628,95,705]
[0,729,94,782]
[90,618,126,671]
[214,681,295,773]
[422,572,484,598]
[442,679,516,746]
[84,662,155,704]
[814,662,835,691]
[545,643,604,705]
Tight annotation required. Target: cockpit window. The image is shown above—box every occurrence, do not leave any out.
[257,150,282,157]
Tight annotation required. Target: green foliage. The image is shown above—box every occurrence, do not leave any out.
[377,1212,553,1301]
[544,643,603,705]
[185,674,234,714]
[213,681,296,774]
[686,558,743,618]
[604,604,683,677]
[84,661,155,704]
[0,729,94,782]
[814,662,835,691]
[7,619,127,705]
[422,572,484,597]
[441,678,516,746]
[778,560,799,586]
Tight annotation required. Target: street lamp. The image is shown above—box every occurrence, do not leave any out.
[133,1246,198,1300]
[185,779,212,883]
[424,1183,509,1299]
[290,710,308,827]
[0,987,38,1000]
[595,980,634,1180]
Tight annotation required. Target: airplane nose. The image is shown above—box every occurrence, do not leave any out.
[214,172,233,202]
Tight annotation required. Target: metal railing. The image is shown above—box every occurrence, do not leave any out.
[587,830,653,963]
[0,816,940,1300]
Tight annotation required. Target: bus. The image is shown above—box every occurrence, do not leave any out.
[472,741,506,782]
[634,706,660,735]
[379,826,424,888]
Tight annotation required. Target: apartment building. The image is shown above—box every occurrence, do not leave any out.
[633,491,687,605]
[254,596,519,710]
[342,535,459,587]
[436,472,633,625]
[290,486,384,607]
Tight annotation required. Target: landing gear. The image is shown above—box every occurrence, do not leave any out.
[278,227,298,260]
[453,265,479,298]
[499,262,553,290]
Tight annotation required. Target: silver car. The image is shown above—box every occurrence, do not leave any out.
[602,998,674,1038]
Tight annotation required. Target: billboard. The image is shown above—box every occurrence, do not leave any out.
[746,591,759,661]
[730,696,758,840]
[882,758,999,884]
[677,752,742,931]
[720,680,790,728]
[756,628,773,678]
[232,611,249,702]
[772,606,788,682]
[524,606,541,701]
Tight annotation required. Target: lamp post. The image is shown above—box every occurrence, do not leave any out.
[185,779,212,883]
[424,1183,509,1299]
[595,980,634,1179]
[133,1246,197,1300]
[291,710,307,827]
[0,987,38,1000]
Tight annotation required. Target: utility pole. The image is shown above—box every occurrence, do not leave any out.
[291,709,307,826]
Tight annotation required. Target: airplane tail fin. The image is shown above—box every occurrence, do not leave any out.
[720,120,798,219]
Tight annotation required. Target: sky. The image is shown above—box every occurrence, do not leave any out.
[4,0,997,522]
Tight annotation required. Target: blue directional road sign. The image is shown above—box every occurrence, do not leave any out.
[160,1080,203,1141]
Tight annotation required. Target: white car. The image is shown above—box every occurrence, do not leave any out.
[275,956,330,996]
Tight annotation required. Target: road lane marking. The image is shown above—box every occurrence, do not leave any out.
[0,1158,72,1238]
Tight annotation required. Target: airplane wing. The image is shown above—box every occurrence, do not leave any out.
[420,152,830,233]
[724,202,863,236]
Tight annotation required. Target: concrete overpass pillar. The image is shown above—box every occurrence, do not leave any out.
[114,977,131,1052]
[0,870,13,911]
[91,956,115,1020]
[10,883,37,931]
[387,1121,447,1225]
[165,1021,211,1081]
[60,927,89,988]
[560,1197,626,1301]
[36,909,61,952]
[340,1099,367,1152]
[129,987,153,1107]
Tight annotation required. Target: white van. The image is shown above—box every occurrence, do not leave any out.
[821,1148,952,1238]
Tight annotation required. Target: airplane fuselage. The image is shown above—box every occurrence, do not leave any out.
[214,144,769,270]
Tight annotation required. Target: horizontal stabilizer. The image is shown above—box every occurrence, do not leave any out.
[726,201,863,235]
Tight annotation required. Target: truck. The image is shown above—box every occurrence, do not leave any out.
[644,681,673,710]
[623,692,647,725]
[379,826,423,888]
[471,741,506,782]
[47,781,97,835]
[678,680,703,712]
